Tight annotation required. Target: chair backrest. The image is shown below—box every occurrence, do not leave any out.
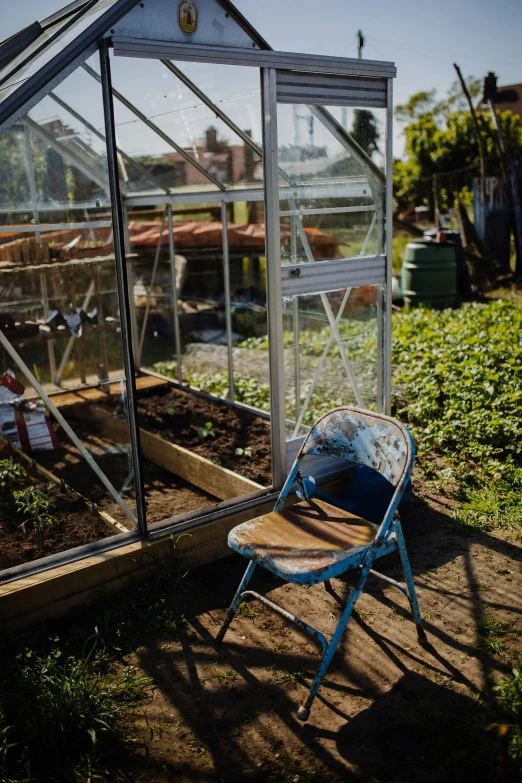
[299,407,414,487]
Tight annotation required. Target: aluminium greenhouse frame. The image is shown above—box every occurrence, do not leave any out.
[0,0,396,588]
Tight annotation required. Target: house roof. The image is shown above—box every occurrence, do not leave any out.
[478,82,522,119]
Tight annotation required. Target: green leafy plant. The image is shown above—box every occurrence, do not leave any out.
[0,458,26,493]
[0,649,149,782]
[392,300,522,535]
[235,447,252,458]
[196,422,215,439]
[166,405,176,415]
[237,601,257,618]
[13,487,56,536]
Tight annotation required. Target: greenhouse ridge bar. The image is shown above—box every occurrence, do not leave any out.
[0,0,396,612]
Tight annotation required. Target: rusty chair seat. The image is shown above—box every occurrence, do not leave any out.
[229,498,380,585]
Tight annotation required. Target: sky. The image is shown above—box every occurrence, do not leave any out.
[1,0,521,161]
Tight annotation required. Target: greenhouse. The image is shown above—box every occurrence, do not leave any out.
[0,0,395,617]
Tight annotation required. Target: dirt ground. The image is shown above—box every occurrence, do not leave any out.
[134,385,272,486]
[0,446,114,570]
[34,425,218,527]
[114,471,522,783]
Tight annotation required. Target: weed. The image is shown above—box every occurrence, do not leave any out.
[13,487,56,537]
[210,666,237,685]
[237,601,257,618]
[477,612,509,654]
[0,648,150,782]
[196,421,215,439]
[493,655,522,767]
[275,669,306,686]
[166,405,176,415]
[453,474,522,536]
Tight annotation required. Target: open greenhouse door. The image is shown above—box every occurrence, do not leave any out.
[261,67,394,486]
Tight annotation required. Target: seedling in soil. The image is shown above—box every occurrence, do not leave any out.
[477,612,509,654]
[235,447,252,458]
[196,422,215,439]
[213,457,221,465]
[166,405,176,415]
[14,487,56,537]
[0,457,26,492]
[237,601,257,618]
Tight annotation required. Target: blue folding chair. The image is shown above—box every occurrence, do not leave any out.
[217,407,426,721]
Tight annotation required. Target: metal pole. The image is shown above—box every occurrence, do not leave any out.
[82,63,227,192]
[137,207,167,366]
[221,202,234,402]
[167,204,182,384]
[23,124,40,243]
[40,273,58,384]
[99,39,147,536]
[261,68,286,487]
[0,327,138,526]
[382,79,394,414]
[290,216,300,422]
[122,204,139,364]
[24,121,58,387]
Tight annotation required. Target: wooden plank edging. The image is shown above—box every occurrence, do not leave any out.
[77,406,264,501]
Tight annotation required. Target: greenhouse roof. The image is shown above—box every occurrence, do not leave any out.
[0,0,270,135]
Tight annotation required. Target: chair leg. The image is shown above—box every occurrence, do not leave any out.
[297,567,370,721]
[216,560,256,644]
[393,520,427,645]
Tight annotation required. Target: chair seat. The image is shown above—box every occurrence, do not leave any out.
[228,498,378,584]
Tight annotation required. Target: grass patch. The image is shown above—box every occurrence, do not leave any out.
[0,535,188,781]
[0,643,150,782]
[275,669,306,687]
[494,654,522,769]
[477,612,509,655]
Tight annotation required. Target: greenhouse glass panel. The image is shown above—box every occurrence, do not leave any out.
[0,58,140,578]
[0,1,120,106]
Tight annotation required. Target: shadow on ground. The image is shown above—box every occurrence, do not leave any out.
[117,484,522,782]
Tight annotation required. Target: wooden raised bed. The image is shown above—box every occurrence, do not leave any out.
[0,437,126,574]
[74,405,264,502]
[51,373,267,504]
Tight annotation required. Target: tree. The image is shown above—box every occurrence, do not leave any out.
[351,109,380,158]
[395,76,481,123]
[394,108,522,212]
[393,74,522,213]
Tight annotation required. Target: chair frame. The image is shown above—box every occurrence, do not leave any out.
[217,407,427,721]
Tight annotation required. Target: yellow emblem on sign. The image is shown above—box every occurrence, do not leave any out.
[178,1,198,35]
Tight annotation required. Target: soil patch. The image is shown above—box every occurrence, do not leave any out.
[33,423,218,527]
[0,447,113,571]
[113,470,520,782]
[133,384,272,486]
